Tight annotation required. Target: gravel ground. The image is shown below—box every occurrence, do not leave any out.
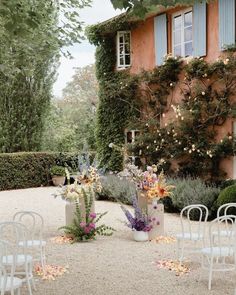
[0,187,235,295]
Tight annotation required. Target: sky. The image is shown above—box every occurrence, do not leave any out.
[53,0,122,97]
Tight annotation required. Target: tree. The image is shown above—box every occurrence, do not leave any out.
[111,0,208,17]
[0,0,91,153]
[42,64,98,152]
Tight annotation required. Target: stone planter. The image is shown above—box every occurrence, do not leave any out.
[137,191,164,239]
[52,176,65,186]
[133,230,149,242]
[65,189,95,226]
[148,200,164,240]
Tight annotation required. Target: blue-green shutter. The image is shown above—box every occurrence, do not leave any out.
[154,14,167,66]
[193,1,207,56]
[219,0,235,50]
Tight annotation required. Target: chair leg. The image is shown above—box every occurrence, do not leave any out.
[30,261,36,291]
[17,288,21,295]
[208,257,214,290]
[180,240,185,263]
[25,263,33,295]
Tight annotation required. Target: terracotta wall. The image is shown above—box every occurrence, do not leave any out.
[127,0,235,178]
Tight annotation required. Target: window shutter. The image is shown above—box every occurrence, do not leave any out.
[154,14,167,66]
[219,0,235,50]
[193,1,207,57]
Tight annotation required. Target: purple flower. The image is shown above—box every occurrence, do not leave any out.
[89,213,96,219]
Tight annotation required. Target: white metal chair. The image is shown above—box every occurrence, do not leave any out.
[13,211,46,270]
[176,204,209,262]
[0,239,22,295]
[212,203,236,241]
[0,222,35,295]
[201,215,236,290]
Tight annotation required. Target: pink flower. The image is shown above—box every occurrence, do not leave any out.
[89,213,96,219]
[84,227,91,234]
[80,222,86,228]
[89,223,95,229]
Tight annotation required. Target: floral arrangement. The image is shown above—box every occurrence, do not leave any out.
[119,162,175,201]
[121,196,152,232]
[59,188,115,241]
[54,164,102,202]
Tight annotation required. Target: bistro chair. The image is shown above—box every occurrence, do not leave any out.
[0,222,35,295]
[13,211,46,270]
[176,204,208,262]
[201,215,236,290]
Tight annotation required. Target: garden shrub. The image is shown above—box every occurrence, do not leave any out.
[0,152,95,191]
[168,177,220,220]
[219,179,236,190]
[97,174,136,205]
[217,185,236,211]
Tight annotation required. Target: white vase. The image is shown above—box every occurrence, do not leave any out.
[133,230,149,242]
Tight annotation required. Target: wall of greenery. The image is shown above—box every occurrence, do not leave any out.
[87,20,139,171]
[87,19,236,179]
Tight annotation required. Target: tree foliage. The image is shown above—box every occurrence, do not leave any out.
[42,65,98,152]
[0,0,91,153]
[111,0,210,17]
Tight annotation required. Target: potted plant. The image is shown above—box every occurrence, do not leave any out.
[50,165,66,186]
[120,195,152,242]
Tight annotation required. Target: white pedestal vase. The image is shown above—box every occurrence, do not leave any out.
[65,189,95,226]
[148,199,164,240]
[65,201,78,226]
[133,230,149,242]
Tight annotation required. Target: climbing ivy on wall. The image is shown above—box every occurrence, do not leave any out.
[87,21,139,171]
[129,56,236,180]
[87,19,236,179]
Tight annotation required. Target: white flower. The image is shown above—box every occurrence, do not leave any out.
[181,117,184,121]
[162,113,166,118]
[154,140,156,143]
[202,92,205,96]
[108,143,114,148]
[229,136,233,140]
[170,83,173,87]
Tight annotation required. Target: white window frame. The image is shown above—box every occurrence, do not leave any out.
[172,8,193,58]
[117,31,131,69]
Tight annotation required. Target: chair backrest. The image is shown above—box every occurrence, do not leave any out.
[0,222,29,255]
[217,203,236,218]
[13,211,44,241]
[209,215,236,258]
[0,239,16,294]
[180,204,209,240]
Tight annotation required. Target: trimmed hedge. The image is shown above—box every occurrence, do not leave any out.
[0,152,95,191]
[217,185,236,207]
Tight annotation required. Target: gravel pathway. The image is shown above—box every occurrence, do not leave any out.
[0,187,235,295]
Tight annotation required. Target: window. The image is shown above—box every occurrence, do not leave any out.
[117,31,131,68]
[173,9,193,57]
[125,129,140,165]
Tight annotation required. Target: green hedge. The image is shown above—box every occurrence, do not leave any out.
[0,152,95,191]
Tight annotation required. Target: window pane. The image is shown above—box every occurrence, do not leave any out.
[124,33,130,44]
[174,45,182,56]
[185,42,193,57]
[125,54,130,65]
[184,27,192,42]
[126,132,132,143]
[174,30,181,45]
[184,11,192,27]
[174,15,181,30]
[119,34,124,44]
[120,44,124,55]
[119,56,124,65]
[125,43,130,54]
